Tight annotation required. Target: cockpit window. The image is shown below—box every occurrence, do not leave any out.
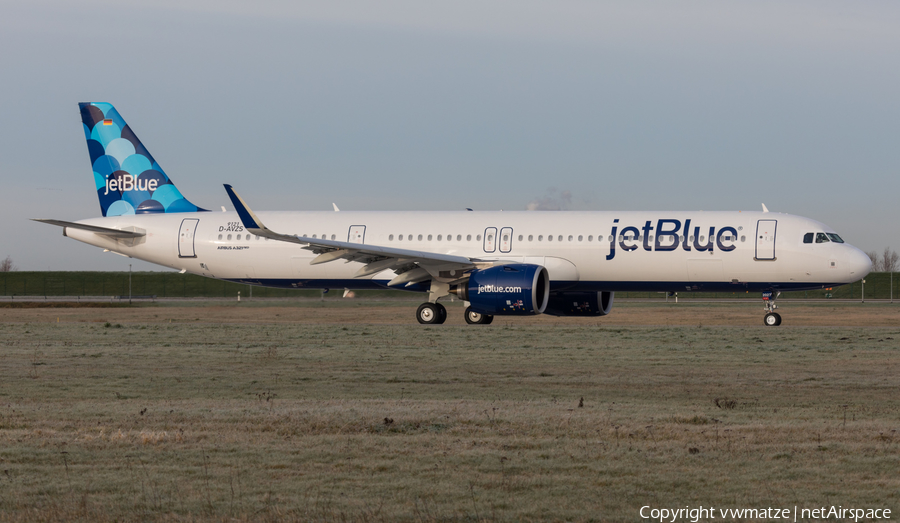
[803,233,814,244]
[815,233,830,243]
[826,233,844,243]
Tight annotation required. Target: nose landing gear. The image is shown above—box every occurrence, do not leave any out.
[762,291,782,326]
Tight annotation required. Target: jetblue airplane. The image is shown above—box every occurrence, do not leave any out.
[36,103,872,326]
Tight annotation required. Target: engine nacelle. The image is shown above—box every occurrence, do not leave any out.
[543,291,614,317]
[455,264,550,315]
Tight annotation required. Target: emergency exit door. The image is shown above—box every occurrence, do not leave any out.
[348,225,366,243]
[755,220,777,260]
[499,227,513,253]
[178,218,199,258]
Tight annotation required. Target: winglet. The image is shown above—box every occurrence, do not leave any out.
[761,203,769,213]
[223,185,263,230]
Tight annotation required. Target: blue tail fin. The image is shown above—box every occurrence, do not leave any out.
[79,102,207,217]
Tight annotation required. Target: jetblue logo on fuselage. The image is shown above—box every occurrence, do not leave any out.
[104,174,158,195]
[477,285,523,294]
[605,219,739,261]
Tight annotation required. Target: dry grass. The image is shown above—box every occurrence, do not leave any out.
[0,303,898,521]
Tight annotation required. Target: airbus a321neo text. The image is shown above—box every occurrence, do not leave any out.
[36,103,872,326]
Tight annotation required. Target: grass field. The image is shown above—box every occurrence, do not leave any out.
[2,270,899,300]
[1,302,899,521]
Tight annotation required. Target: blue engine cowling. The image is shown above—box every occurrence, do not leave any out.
[457,264,550,315]
[543,291,614,316]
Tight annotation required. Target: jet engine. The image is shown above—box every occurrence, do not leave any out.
[452,264,549,315]
[543,291,614,316]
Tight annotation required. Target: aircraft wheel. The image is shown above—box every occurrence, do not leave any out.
[773,312,782,326]
[465,307,494,325]
[764,312,780,327]
[417,303,445,325]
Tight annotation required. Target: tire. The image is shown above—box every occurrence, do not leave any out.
[417,303,441,324]
[435,303,447,324]
[764,312,779,326]
[773,312,782,326]
[465,307,493,325]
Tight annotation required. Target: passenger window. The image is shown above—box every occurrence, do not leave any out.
[237,234,242,240]
[389,234,394,241]
[803,233,814,244]
[467,235,472,241]
[518,235,523,241]
[477,235,482,241]
[558,235,563,242]
[428,234,432,241]
[331,234,336,240]
[548,235,553,242]
[418,234,423,241]
[227,234,232,240]
[528,235,533,241]
[437,235,442,241]
[217,234,223,240]
[816,233,829,243]
[587,235,593,242]
[538,235,543,241]
[457,235,462,241]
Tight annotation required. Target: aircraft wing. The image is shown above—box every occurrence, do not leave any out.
[224,185,477,285]
[32,219,146,238]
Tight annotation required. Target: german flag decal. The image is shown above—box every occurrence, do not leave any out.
[103,119,113,126]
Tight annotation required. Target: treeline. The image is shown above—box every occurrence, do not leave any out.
[0,271,897,300]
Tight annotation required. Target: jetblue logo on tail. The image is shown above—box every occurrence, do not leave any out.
[104,174,158,195]
[80,102,206,217]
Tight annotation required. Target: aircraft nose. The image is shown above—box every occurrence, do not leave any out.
[847,246,873,279]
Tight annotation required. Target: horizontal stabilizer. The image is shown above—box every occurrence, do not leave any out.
[33,219,146,238]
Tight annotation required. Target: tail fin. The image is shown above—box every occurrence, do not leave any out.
[79,102,206,217]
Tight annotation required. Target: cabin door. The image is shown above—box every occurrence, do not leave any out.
[178,218,199,258]
[755,220,777,260]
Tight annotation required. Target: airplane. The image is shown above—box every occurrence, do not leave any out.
[35,102,872,326]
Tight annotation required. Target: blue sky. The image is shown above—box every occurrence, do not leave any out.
[2,1,898,270]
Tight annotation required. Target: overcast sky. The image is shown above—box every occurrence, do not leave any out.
[2,0,898,271]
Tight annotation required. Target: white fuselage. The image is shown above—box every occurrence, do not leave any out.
[62,210,871,294]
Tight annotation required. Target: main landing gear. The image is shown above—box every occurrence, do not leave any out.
[762,291,782,326]
[416,302,447,324]
[464,307,493,325]
[415,302,495,325]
